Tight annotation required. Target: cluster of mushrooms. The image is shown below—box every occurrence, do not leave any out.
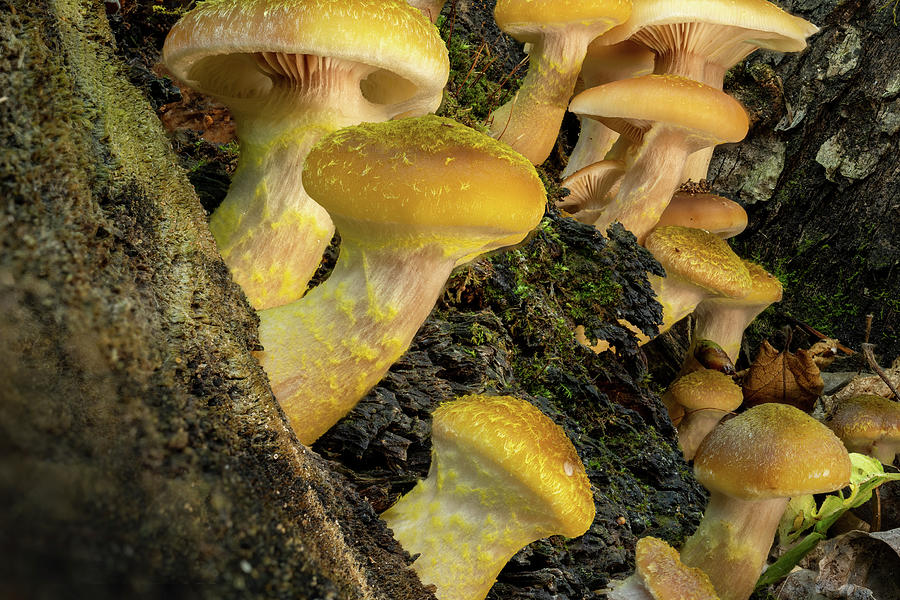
[161,1,899,599]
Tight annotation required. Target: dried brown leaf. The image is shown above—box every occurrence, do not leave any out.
[742,340,824,412]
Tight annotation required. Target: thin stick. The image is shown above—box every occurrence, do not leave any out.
[454,41,486,96]
[861,342,900,401]
[786,315,857,355]
[864,313,873,344]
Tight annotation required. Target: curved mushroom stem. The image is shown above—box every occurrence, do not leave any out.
[646,272,713,337]
[490,30,595,164]
[256,242,454,444]
[690,300,760,364]
[562,117,620,178]
[382,443,567,600]
[593,126,692,244]
[209,55,394,309]
[680,494,789,600]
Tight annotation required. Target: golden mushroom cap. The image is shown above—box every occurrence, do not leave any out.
[694,403,851,500]
[654,192,748,239]
[741,260,784,304]
[163,0,448,106]
[495,0,632,40]
[644,226,752,297]
[635,537,720,600]
[303,115,546,249]
[668,369,743,412]
[569,75,749,145]
[432,395,595,538]
[601,0,819,52]
[828,394,900,444]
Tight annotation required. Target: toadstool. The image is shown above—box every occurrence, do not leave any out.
[163,0,448,309]
[382,394,595,600]
[255,116,546,445]
[662,368,743,460]
[680,403,850,600]
[827,394,900,465]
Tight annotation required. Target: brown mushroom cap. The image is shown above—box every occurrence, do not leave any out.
[645,226,752,298]
[635,537,720,600]
[303,115,546,250]
[828,394,900,447]
[163,0,448,111]
[433,395,595,537]
[654,192,748,238]
[668,369,742,412]
[569,74,748,148]
[495,0,632,41]
[694,403,851,500]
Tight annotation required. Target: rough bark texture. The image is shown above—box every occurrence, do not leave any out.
[0,2,433,598]
[709,0,900,359]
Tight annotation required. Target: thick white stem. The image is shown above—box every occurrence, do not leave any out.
[647,273,712,336]
[594,127,691,244]
[257,242,454,444]
[692,300,766,363]
[490,30,594,164]
[680,494,789,600]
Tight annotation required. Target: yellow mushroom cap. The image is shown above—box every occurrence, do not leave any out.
[644,226,752,297]
[495,0,632,40]
[668,369,742,412]
[569,74,749,145]
[635,537,720,600]
[303,115,546,250]
[654,192,748,239]
[432,395,595,538]
[694,403,851,500]
[828,394,900,445]
[601,0,818,53]
[163,0,448,106]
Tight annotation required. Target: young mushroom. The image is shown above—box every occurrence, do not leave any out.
[489,0,632,164]
[608,536,720,600]
[827,394,900,465]
[643,226,752,337]
[569,75,748,243]
[382,395,595,600]
[662,368,743,460]
[652,192,748,239]
[680,403,851,600]
[163,0,448,309]
[255,116,546,445]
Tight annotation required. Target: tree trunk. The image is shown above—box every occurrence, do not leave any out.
[710,0,900,359]
[0,2,432,598]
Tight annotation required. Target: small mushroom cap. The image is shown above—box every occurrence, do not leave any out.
[741,260,784,304]
[668,369,742,412]
[163,0,448,108]
[694,403,851,500]
[432,395,595,538]
[601,0,819,53]
[644,226,752,298]
[495,0,632,41]
[828,394,900,445]
[635,536,720,600]
[569,75,749,146]
[654,192,748,239]
[303,115,546,254]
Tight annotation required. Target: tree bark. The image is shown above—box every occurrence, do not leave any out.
[0,1,432,598]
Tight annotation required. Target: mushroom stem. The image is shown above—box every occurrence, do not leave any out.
[680,494,789,600]
[677,409,729,461]
[592,126,690,243]
[490,30,594,164]
[690,301,755,363]
[562,118,620,178]
[256,242,454,444]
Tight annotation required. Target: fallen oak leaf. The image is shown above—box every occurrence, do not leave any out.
[742,339,824,412]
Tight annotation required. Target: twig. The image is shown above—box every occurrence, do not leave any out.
[861,342,900,401]
[873,486,882,532]
[785,315,857,355]
[454,41,486,96]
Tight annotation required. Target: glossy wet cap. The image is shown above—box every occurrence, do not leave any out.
[569,75,749,144]
[644,226,752,297]
[495,0,632,40]
[668,369,742,412]
[694,403,851,500]
[432,395,595,537]
[303,115,546,247]
[654,192,748,239]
